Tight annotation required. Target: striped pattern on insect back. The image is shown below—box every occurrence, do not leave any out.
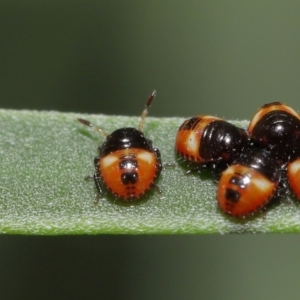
[175,115,221,162]
[175,115,248,164]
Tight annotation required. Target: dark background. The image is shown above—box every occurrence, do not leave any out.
[1,1,300,299]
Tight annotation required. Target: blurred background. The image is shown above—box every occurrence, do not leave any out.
[1,1,300,299]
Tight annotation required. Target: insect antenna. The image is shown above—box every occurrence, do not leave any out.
[138,90,156,132]
[77,118,109,137]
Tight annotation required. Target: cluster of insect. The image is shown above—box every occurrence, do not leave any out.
[78,91,300,219]
[176,102,300,218]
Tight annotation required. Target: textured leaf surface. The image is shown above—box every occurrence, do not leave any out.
[0,109,300,235]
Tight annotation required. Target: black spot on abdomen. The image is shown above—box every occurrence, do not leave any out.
[225,188,241,203]
[121,172,138,185]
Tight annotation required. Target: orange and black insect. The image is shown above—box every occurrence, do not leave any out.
[175,115,249,169]
[217,148,280,218]
[248,102,300,203]
[248,102,300,163]
[78,91,162,202]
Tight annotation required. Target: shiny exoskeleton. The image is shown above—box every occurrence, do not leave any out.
[94,127,162,200]
[78,90,162,201]
[248,102,300,163]
[175,102,300,218]
[175,115,249,166]
[248,102,300,202]
[217,148,280,218]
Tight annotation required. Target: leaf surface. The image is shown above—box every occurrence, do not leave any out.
[0,109,299,234]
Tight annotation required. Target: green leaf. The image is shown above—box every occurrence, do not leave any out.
[1,109,299,235]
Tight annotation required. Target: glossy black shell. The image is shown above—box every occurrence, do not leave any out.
[200,120,249,164]
[233,148,280,183]
[251,110,300,162]
[100,127,154,157]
